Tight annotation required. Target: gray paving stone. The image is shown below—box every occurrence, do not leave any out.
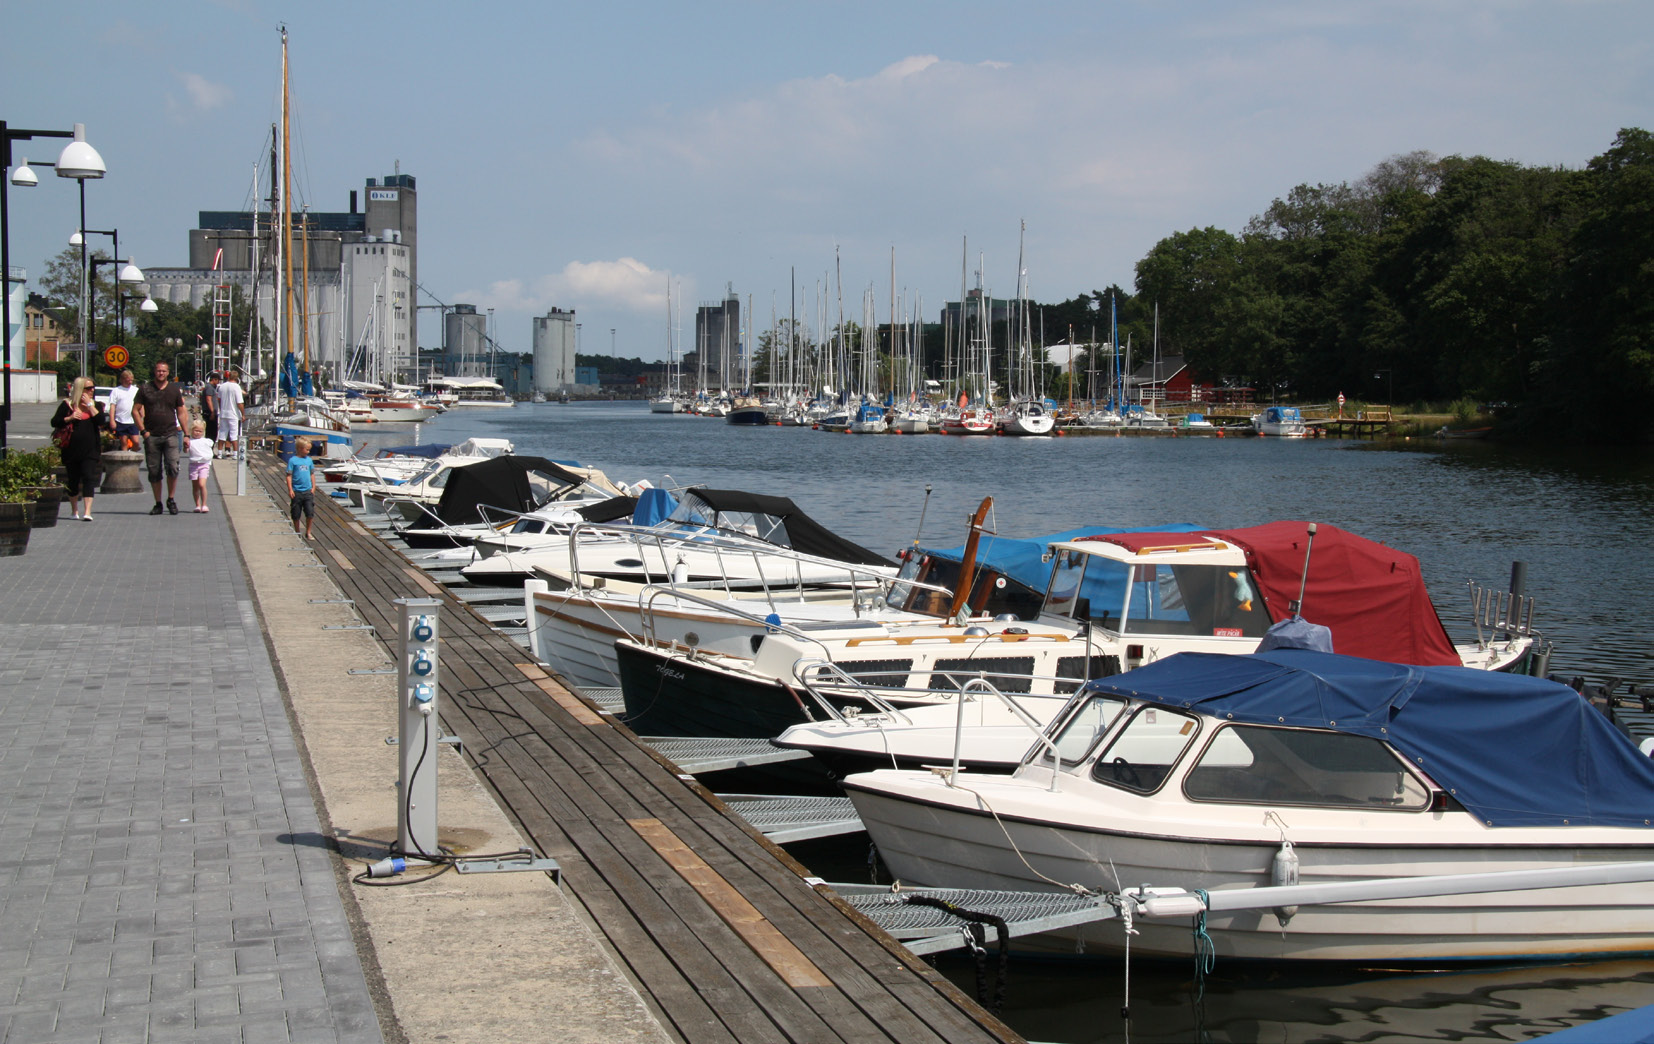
[0,480,383,1043]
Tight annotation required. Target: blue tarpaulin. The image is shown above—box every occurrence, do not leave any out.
[630,487,678,527]
[925,524,1207,595]
[1081,649,1654,828]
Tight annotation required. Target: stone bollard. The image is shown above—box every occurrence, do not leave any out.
[99,450,145,494]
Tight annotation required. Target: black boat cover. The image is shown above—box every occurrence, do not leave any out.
[673,487,893,567]
[420,455,589,527]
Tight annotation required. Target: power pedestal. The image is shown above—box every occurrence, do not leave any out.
[395,597,441,860]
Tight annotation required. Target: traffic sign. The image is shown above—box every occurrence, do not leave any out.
[102,344,129,369]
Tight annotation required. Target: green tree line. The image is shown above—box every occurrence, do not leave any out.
[1133,128,1653,441]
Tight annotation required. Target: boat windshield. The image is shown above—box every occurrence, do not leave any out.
[1183,725,1430,810]
[665,493,773,542]
[1093,705,1202,793]
[1043,694,1131,765]
[1044,549,1272,638]
[885,553,1044,620]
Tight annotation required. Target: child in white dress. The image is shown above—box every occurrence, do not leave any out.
[186,420,215,512]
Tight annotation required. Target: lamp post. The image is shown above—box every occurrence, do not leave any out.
[3,120,99,460]
[86,253,145,361]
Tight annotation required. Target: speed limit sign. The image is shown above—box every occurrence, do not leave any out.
[103,344,129,369]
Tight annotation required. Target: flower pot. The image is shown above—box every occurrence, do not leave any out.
[0,502,33,556]
[27,486,63,528]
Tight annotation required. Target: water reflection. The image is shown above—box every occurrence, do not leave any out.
[935,955,1654,1043]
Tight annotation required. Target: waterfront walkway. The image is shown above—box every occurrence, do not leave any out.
[0,465,381,1042]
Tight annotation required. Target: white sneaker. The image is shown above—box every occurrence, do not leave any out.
[83,515,93,522]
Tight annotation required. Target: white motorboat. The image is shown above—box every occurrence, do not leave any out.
[466,485,898,588]
[1253,405,1311,436]
[338,437,514,515]
[843,649,1654,962]
[611,521,1539,740]
[525,498,1063,694]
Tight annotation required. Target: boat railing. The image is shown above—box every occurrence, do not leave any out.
[569,520,896,605]
[790,660,1064,787]
[393,499,522,540]
[632,568,954,650]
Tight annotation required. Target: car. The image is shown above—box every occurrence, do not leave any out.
[94,386,115,408]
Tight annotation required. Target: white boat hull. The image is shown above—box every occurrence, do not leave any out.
[845,780,1654,961]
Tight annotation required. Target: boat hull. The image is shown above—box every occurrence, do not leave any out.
[844,781,1654,962]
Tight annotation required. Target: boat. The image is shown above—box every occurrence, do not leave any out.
[465,485,898,589]
[612,520,1538,741]
[338,437,514,515]
[726,396,770,426]
[427,375,513,407]
[526,499,1086,696]
[997,398,1055,436]
[849,400,888,435]
[387,456,631,549]
[938,403,995,435]
[1178,412,1216,432]
[1253,405,1310,437]
[842,648,1654,962]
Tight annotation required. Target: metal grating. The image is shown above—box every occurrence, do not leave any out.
[717,794,863,843]
[579,687,626,714]
[643,737,812,775]
[834,885,1118,956]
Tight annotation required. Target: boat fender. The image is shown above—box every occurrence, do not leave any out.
[1271,839,1300,926]
[671,559,689,586]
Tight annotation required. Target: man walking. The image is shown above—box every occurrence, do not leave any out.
[201,372,221,455]
[107,368,141,451]
[216,369,246,459]
[132,361,191,515]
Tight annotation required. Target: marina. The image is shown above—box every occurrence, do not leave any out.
[335,401,1653,1040]
[5,396,1654,1042]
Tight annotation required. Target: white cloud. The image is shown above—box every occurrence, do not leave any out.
[177,71,231,111]
[457,258,682,317]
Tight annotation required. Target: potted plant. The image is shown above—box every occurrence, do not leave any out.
[0,457,37,555]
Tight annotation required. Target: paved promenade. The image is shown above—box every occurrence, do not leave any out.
[0,463,382,1041]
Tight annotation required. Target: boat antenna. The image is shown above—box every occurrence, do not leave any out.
[1289,522,1318,616]
[911,484,933,548]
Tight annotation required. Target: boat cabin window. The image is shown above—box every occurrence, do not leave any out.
[1092,706,1201,793]
[1044,695,1130,765]
[1121,564,1272,638]
[887,554,1043,620]
[510,518,548,535]
[1183,725,1430,810]
[1044,551,1271,639]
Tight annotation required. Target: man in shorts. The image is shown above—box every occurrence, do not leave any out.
[286,437,316,540]
[216,369,245,458]
[106,368,141,450]
[132,361,191,515]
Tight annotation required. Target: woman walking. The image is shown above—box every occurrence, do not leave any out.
[51,376,107,521]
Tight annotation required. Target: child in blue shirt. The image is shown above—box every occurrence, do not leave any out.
[286,437,317,540]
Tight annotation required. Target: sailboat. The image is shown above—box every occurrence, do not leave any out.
[998,222,1054,436]
[651,277,689,413]
[263,28,351,456]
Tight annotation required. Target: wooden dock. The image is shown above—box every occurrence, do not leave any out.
[249,458,1023,1044]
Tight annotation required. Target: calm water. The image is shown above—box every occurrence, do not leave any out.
[364,401,1654,1042]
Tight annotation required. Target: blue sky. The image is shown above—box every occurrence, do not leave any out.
[5,1,1650,361]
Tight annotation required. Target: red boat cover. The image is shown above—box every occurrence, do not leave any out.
[1095,522,1461,666]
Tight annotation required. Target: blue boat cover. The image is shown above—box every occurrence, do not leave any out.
[1081,649,1654,828]
[376,443,451,459]
[631,487,678,527]
[925,524,1207,594]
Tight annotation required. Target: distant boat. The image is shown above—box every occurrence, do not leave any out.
[1253,405,1309,437]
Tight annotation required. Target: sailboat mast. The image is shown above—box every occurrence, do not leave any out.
[280,27,295,398]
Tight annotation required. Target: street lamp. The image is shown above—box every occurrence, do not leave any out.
[2,119,98,459]
[86,252,145,354]
[54,125,107,378]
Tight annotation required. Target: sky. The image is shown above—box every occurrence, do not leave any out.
[4,1,1650,362]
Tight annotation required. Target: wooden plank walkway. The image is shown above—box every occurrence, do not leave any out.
[252,462,1023,1044]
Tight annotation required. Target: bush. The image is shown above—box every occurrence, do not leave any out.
[0,448,58,502]
[1451,398,1480,424]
